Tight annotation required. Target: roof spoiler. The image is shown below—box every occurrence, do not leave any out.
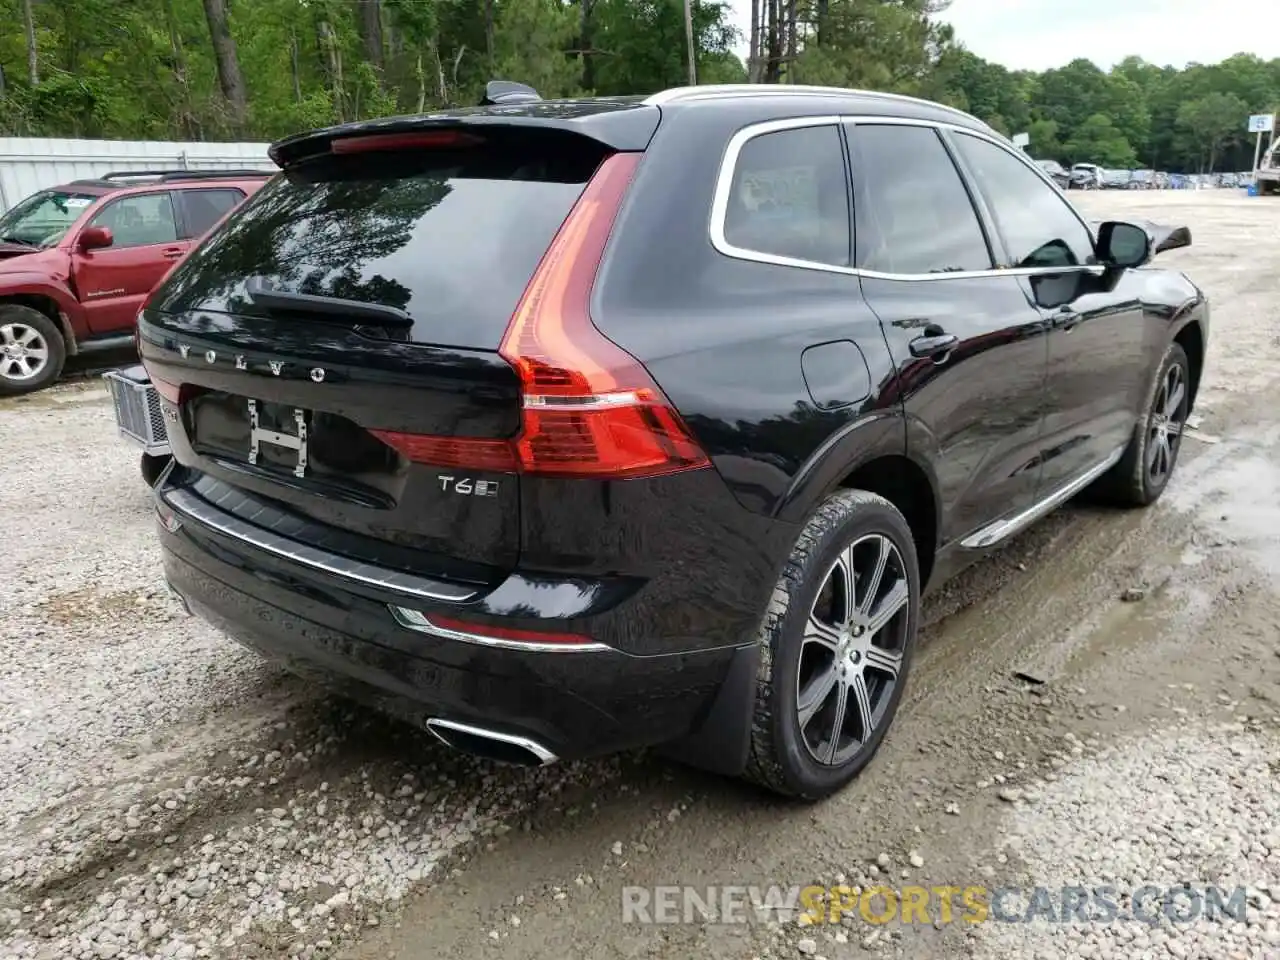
[479,81,542,106]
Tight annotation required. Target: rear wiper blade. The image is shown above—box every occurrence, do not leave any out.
[244,279,412,327]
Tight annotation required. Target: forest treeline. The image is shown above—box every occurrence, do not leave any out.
[3,0,1278,172]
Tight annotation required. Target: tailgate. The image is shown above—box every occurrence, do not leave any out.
[140,125,620,578]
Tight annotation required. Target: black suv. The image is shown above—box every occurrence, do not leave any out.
[142,82,1207,799]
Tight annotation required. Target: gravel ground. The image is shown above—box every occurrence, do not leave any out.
[0,395,623,958]
[974,721,1280,960]
[2,189,1279,960]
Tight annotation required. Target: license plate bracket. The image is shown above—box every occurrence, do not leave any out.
[248,399,309,478]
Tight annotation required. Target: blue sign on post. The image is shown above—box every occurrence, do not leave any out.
[1247,114,1274,134]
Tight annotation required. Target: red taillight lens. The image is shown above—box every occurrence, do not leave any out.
[498,151,709,479]
[375,151,710,481]
[425,613,593,647]
[368,431,516,472]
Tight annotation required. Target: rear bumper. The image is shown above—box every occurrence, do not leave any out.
[158,491,752,761]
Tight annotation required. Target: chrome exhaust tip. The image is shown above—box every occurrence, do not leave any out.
[425,718,557,767]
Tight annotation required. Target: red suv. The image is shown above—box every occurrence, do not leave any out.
[0,170,270,395]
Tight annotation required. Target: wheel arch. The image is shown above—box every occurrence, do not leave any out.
[834,453,940,589]
[1171,317,1205,412]
[0,282,83,356]
[775,411,942,589]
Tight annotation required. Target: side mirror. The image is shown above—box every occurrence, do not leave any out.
[78,225,114,251]
[1096,221,1150,269]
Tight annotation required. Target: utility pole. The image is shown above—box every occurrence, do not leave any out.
[683,0,697,85]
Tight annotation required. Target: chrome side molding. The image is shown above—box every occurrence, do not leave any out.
[960,446,1127,550]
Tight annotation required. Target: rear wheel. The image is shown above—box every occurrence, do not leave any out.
[0,305,65,396]
[1094,342,1190,507]
[743,490,920,799]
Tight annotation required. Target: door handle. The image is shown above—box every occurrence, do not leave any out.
[1055,306,1080,331]
[908,332,959,360]
[162,248,185,260]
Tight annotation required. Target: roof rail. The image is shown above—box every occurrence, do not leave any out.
[643,84,977,123]
[99,169,272,183]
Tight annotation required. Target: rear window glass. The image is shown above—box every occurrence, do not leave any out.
[723,125,850,266]
[154,136,606,346]
[177,188,244,238]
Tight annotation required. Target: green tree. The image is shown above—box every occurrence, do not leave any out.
[1063,113,1135,168]
[1027,118,1062,160]
[1176,92,1250,172]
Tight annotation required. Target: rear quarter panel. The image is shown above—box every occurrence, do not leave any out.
[592,102,906,524]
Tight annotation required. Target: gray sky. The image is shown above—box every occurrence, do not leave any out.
[723,0,1280,71]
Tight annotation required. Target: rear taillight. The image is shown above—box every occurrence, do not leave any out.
[378,151,710,481]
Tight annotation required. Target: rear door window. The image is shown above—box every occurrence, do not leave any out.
[848,124,993,275]
[721,124,851,267]
[176,188,244,239]
[155,135,608,347]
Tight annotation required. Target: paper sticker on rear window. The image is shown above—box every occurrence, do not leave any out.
[739,165,819,226]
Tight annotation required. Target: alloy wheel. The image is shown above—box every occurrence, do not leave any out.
[0,322,50,382]
[796,534,911,766]
[1147,360,1187,483]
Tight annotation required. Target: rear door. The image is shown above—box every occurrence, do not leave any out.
[847,121,1050,545]
[72,191,189,334]
[948,130,1148,495]
[140,130,614,578]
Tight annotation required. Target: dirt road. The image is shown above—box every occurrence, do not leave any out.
[2,190,1278,960]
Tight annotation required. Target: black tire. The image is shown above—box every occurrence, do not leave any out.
[1093,341,1191,507]
[0,305,66,396]
[742,490,921,800]
[141,453,172,487]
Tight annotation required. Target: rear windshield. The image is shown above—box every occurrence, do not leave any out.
[153,134,608,347]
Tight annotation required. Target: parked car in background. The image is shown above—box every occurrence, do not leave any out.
[1102,169,1131,189]
[1036,159,1071,189]
[141,81,1208,799]
[1217,172,1239,188]
[0,170,270,395]
[1154,171,1171,189]
[1068,163,1103,189]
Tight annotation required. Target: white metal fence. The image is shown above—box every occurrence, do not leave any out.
[0,138,276,212]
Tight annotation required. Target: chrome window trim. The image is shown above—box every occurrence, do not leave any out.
[708,115,855,275]
[709,113,1106,283]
